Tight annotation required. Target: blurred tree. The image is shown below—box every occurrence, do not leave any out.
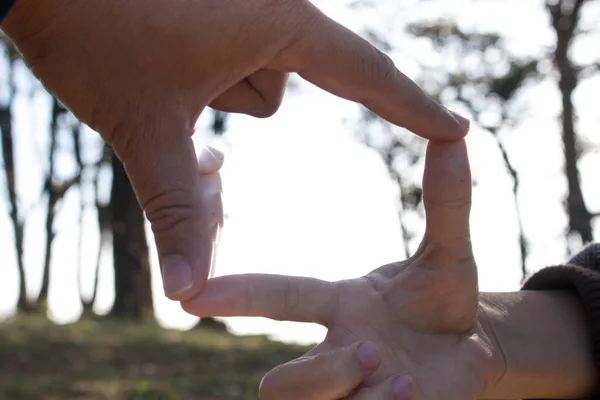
[78,141,111,317]
[211,110,228,136]
[108,150,153,321]
[0,37,26,312]
[1,37,81,314]
[357,109,426,258]
[548,0,597,249]
[37,98,79,314]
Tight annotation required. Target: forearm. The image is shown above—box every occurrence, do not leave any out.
[481,290,596,399]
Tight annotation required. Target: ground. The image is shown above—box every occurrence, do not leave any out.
[0,316,310,400]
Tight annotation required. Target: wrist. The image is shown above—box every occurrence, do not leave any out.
[475,301,507,399]
[479,291,596,399]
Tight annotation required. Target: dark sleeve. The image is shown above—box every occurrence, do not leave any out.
[522,243,600,400]
[0,0,16,22]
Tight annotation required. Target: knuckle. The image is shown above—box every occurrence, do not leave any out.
[280,277,301,319]
[370,50,396,86]
[144,189,196,236]
[250,98,282,118]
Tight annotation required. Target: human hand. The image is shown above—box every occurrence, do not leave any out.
[182,139,499,399]
[2,0,470,300]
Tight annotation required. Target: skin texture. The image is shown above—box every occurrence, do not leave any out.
[182,140,498,400]
[1,0,470,301]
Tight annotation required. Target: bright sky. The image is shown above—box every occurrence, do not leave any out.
[1,0,599,345]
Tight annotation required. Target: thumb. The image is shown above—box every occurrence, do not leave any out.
[118,127,224,300]
[422,139,472,246]
[259,341,381,400]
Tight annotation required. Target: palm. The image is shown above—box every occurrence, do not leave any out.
[182,140,490,399]
[318,256,489,399]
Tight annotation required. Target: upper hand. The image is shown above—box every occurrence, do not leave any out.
[2,0,469,300]
[182,140,499,400]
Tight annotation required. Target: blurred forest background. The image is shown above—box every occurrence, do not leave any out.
[1,0,599,399]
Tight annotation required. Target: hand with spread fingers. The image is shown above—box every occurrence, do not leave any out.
[1,0,470,303]
[182,139,497,400]
[184,139,600,399]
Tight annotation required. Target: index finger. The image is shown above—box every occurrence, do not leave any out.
[276,3,469,141]
[181,274,339,325]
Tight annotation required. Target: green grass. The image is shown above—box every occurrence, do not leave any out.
[0,316,310,400]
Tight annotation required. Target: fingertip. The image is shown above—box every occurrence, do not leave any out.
[392,375,414,399]
[428,109,470,142]
[356,341,381,371]
[179,279,218,315]
[197,145,224,174]
[161,255,194,299]
[422,138,472,247]
[423,140,470,200]
[161,251,212,302]
[423,108,471,142]
[449,110,471,134]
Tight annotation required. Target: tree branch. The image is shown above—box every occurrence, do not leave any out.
[579,61,600,80]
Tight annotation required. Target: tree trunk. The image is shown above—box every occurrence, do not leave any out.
[37,99,65,313]
[0,104,29,313]
[549,0,594,247]
[74,125,105,317]
[493,137,529,281]
[389,167,412,260]
[109,151,153,321]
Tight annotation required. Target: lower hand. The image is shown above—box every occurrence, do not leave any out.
[182,139,501,399]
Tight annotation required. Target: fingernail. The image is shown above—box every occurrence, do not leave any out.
[392,375,414,397]
[198,145,225,175]
[206,145,224,165]
[356,341,380,370]
[161,256,193,297]
[449,110,471,131]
